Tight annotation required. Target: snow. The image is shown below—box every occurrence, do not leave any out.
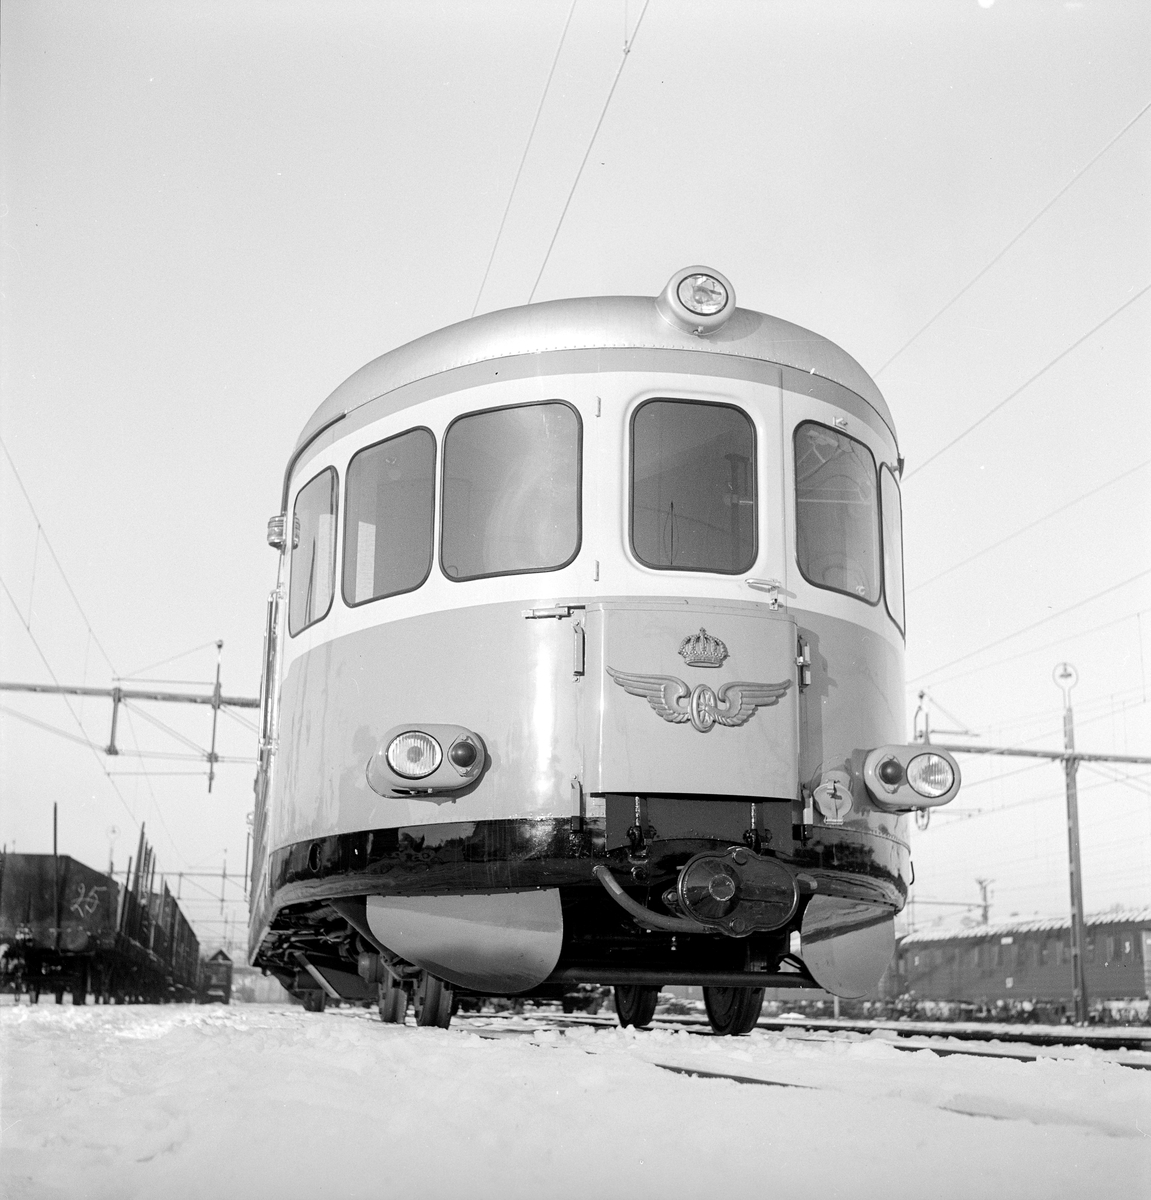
[2,1003,1149,1200]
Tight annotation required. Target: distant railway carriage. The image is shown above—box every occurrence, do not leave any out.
[0,850,200,1003]
[198,949,234,1004]
[249,267,964,1035]
[891,910,1151,1006]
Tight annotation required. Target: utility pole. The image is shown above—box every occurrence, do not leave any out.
[1054,663,1090,1025]
[934,663,1151,1026]
[975,878,993,925]
[0,664,258,794]
[207,640,224,793]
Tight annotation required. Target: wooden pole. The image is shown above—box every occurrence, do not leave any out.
[53,802,60,951]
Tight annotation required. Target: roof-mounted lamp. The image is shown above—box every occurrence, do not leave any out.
[656,266,737,336]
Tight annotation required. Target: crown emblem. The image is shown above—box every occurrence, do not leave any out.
[677,628,728,669]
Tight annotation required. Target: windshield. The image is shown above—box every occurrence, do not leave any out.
[794,422,880,602]
[631,399,756,573]
[289,467,338,635]
[441,401,581,581]
[343,428,435,605]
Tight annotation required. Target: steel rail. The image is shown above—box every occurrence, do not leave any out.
[450,1011,1151,1067]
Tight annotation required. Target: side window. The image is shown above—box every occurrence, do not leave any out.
[880,465,905,633]
[343,428,435,606]
[794,422,880,603]
[631,399,756,574]
[289,468,338,636]
[441,401,581,581]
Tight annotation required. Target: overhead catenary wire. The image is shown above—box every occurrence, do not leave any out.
[919,772,1148,829]
[0,440,193,869]
[0,436,118,675]
[907,458,1151,594]
[910,609,1151,692]
[119,706,192,868]
[527,0,652,304]
[0,574,141,831]
[470,0,578,317]
[908,570,1151,683]
[903,282,1151,481]
[119,640,223,681]
[874,98,1151,377]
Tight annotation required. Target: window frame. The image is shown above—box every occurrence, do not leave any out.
[628,396,758,576]
[341,426,437,610]
[288,465,339,638]
[438,398,583,584]
[793,420,883,608]
[879,463,906,637]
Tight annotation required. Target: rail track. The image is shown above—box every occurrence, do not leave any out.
[449,1009,1151,1073]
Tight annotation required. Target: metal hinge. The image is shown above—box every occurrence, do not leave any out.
[572,619,585,676]
[522,604,586,620]
[796,636,812,689]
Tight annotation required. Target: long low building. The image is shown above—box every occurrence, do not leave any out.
[890,909,1151,1003]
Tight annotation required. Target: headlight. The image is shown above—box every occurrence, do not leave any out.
[385,731,442,779]
[656,265,736,335]
[677,273,728,315]
[907,753,955,798]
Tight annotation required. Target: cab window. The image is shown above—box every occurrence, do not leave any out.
[880,465,905,633]
[441,401,581,581]
[794,422,880,603]
[631,399,756,573]
[289,467,338,636]
[343,428,435,606]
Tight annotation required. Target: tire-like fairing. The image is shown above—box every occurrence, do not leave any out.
[365,890,563,993]
[800,895,895,998]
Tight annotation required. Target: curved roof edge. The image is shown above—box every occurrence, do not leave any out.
[900,908,1151,945]
[293,293,895,456]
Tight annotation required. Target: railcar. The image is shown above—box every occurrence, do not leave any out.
[891,910,1151,1009]
[0,851,200,1003]
[198,949,234,1004]
[248,266,961,1034]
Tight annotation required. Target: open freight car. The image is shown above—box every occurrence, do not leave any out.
[0,851,199,1004]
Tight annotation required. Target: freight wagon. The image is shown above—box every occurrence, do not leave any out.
[0,849,200,1004]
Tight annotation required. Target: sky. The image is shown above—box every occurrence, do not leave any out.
[1,0,1148,956]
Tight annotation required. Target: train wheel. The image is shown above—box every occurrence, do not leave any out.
[301,990,327,1013]
[378,977,408,1024]
[413,973,453,1028]
[614,985,659,1028]
[703,987,764,1036]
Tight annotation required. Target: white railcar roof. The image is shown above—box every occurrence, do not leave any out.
[293,293,894,456]
[900,908,1151,946]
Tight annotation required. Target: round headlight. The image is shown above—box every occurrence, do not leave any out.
[386,731,442,779]
[677,273,728,315]
[907,753,955,798]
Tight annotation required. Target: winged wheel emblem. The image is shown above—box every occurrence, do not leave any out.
[606,667,791,733]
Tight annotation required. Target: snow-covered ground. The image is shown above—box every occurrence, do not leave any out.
[2,1003,1149,1200]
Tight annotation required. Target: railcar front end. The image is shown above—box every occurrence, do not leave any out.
[248,268,960,1031]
